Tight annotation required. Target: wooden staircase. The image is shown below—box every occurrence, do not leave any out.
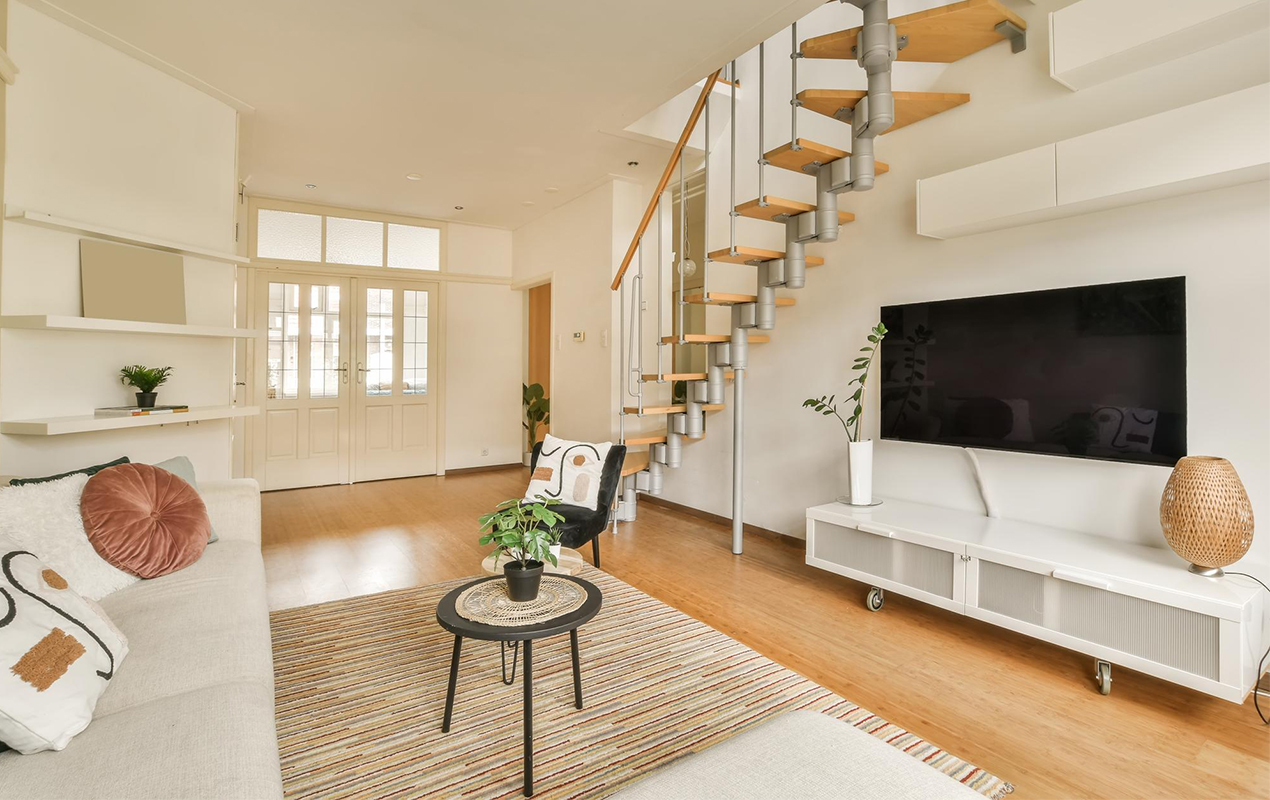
[610,0,1027,550]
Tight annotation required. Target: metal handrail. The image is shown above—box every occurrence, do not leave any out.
[610,69,722,291]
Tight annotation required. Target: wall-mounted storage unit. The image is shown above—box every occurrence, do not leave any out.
[916,83,1270,239]
[806,498,1268,703]
[1050,0,1270,91]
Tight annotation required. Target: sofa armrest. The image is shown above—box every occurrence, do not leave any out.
[201,479,262,546]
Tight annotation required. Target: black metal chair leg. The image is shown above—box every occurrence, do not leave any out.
[591,535,601,568]
[570,628,583,709]
[523,639,534,797]
[442,634,462,732]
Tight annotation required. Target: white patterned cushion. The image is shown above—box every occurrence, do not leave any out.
[0,474,138,600]
[525,434,613,510]
[0,536,130,753]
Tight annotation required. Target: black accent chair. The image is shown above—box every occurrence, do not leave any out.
[528,441,627,568]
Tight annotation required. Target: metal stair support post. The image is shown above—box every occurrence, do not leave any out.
[684,397,704,439]
[814,165,841,242]
[732,302,757,331]
[664,431,683,468]
[731,325,748,555]
[729,58,738,257]
[755,276,777,331]
[647,459,664,495]
[707,342,729,405]
[834,0,895,194]
[758,42,767,204]
[783,217,807,289]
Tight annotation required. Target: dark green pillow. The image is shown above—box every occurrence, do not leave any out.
[8,457,130,486]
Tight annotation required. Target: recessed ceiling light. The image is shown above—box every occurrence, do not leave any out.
[522,201,535,207]
[304,183,317,189]
[544,187,560,194]
[453,205,464,210]
[627,161,639,167]
[405,173,422,181]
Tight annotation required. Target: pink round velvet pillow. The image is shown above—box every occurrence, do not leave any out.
[80,463,210,579]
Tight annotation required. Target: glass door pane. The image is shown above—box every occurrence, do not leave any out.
[267,282,300,399]
[403,289,428,394]
[309,285,342,398]
[364,287,393,396]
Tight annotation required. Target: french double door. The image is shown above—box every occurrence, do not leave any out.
[254,272,438,490]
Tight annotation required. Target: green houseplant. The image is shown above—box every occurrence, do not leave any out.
[478,497,565,601]
[802,322,887,505]
[119,365,174,409]
[522,383,550,465]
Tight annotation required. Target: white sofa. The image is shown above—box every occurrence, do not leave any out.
[0,479,284,800]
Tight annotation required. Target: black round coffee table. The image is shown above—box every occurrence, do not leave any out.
[435,574,602,797]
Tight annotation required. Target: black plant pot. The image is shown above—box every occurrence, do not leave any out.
[503,560,544,602]
[136,392,158,409]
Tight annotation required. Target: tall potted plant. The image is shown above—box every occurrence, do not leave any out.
[119,365,174,409]
[478,497,564,601]
[802,322,887,505]
[522,383,550,466]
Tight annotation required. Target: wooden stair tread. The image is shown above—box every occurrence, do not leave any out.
[621,451,649,477]
[624,431,709,446]
[623,404,727,415]
[802,0,1026,64]
[684,292,795,307]
[707,246,825,267]
[763,139,891,175]
[798,89,970,133]
[661,334,771,344]
[736,196,855,225]
[640,372,736,381]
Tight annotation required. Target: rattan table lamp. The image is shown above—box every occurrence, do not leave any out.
[1159,456,1254,577]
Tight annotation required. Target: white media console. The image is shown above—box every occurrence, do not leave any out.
[806,497,1267,702]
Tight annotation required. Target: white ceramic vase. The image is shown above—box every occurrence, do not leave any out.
[848,439,874,505]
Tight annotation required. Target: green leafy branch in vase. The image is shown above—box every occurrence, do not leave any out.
[802,322,888,442]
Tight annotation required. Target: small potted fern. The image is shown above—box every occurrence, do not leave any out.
[120,365,174,408]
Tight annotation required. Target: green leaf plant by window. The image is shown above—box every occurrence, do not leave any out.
[802,322,888,442]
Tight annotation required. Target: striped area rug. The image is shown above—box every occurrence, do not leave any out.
[271,567,1013,799]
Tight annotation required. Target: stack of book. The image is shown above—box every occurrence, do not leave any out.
[94,405,190,418]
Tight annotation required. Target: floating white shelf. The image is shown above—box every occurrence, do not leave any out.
[3,206,247,265]
[0,315,261,339]
[1,405,260,436]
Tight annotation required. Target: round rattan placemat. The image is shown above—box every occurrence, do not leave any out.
[455,576,586,626]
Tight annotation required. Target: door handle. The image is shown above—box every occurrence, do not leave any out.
[233,381,247,386]
[335,362,349,384]
[1051,569,1113,591]
[856,522,894,538]
[356,361,366,384]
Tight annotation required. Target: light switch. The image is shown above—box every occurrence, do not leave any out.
[572,331,586,343]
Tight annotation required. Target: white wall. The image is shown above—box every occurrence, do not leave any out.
[1,3,239,479]
[443,221,522,468]
[444,281,522,470]
[653,1,1270,570]
[514,180,625,444]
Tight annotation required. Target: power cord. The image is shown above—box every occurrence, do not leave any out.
[1225,571,1270,725]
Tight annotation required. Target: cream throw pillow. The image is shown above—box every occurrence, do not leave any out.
[0,474,139,600]
[0,535,130,753]
[525,434,613,510]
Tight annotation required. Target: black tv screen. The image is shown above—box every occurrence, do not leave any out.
[879,277,1186,466]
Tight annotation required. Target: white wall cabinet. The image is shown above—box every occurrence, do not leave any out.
[1050,0,1270,91]
[806,498,1267,703]
[917,83,1270,239]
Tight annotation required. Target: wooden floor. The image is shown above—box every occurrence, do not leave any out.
[261,468,1269,800]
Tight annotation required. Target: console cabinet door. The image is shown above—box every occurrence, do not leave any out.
[965,545,1230,697]
[805,515,966,613]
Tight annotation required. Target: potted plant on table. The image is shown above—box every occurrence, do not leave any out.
[522,383,550,467]
[119,364,174,409]
[802,322,887,506]
[479,497,565,601]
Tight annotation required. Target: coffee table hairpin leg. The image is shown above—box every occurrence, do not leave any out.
[501,640,520,685]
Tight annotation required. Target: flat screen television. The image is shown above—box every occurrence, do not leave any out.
[879,277,1186,466]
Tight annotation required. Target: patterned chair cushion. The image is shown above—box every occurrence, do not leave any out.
[524,434,613,511]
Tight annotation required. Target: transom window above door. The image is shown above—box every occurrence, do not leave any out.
[255,207,440,271]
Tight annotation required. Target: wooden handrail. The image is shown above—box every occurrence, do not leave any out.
[611,69,722,291]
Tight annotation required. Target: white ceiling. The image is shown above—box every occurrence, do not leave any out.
[25,0,823,229]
